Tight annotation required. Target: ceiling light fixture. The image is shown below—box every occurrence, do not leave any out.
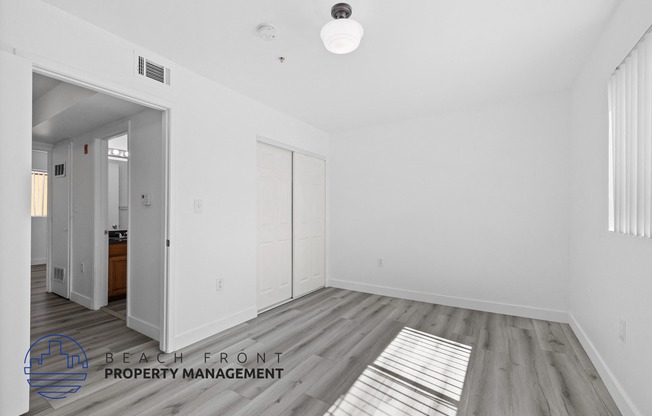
[108,148,128,159]
[320,3,364,54]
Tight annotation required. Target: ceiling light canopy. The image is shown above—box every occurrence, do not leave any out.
[320,3,364,55]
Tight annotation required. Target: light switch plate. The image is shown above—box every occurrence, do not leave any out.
[141,193,152,206]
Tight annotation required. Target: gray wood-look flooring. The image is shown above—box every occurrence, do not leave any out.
[26,265,620,416]
[101,298,127,321]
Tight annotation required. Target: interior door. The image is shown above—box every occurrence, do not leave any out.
[257,142,293,310]
[293,153,325,297]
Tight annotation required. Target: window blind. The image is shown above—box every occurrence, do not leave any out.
[31,171,48,217]
[608,31,652,236]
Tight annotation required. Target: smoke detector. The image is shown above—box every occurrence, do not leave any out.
[257,24,278,41]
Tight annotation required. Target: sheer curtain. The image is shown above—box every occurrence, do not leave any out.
[608,30,652,236]
[31,171,48,217]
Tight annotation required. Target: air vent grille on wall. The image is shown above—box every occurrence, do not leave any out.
[136,55,170,85]
[138,56,145,75]
[53,267,65,282]
[54,163,66,177]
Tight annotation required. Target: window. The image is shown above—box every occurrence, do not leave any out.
[608,30,652,236]
[31,171,48,217]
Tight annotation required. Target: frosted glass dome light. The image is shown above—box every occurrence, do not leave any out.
[321,3,364,55]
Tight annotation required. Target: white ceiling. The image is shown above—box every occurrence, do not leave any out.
[33,74,61,101]
[44,0,620,133]
[32,73,148,144]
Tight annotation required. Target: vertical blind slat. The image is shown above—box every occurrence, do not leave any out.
[626,60,632,233]
[31,173,36,216]
[609,33,652,237]
[42,173,47,217]
[637,47,645,235]
[641,35,652,237]
[608,77,615,232]
[630,51,638,235]
[616,73,622,232]
[610,76,622,232]
[620,67,627,231]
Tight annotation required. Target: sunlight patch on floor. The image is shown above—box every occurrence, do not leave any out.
[325,327,472,416]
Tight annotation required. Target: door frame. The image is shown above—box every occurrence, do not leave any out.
[0,46,32,416]
[256,136,327,162]
[27,52,174,352]
[31,142,54,292]
[95,122,130,311]
[255,136,328,312]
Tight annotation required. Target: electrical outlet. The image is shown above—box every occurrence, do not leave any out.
[377,258,383,267]
[80,263,84,273]
[619,319,627,343]
[216,279,224,291]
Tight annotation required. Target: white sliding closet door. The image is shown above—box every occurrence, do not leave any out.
[293,153,326,297]
[257,142,293,310]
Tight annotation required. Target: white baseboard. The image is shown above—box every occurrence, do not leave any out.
[31,258,46,265]
[128,315,160,341]
[174,307,257,351]
[568,314,641,416]
[70,291,92,309]
[328,279,569,323]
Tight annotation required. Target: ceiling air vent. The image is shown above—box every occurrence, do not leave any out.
[136,55,170,85]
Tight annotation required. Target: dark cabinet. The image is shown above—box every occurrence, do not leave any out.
[108,242,127,299]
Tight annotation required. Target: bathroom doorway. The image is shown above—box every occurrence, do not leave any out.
[103,133,129,320]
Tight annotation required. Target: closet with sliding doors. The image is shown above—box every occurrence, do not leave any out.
[256,141,326,311]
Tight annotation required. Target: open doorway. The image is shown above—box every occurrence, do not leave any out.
[32,71,168,343]
[103,133,129,320]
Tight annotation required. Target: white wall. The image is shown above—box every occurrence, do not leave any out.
[569,1,652,415]
[329,92,571,319]
[128,109,163,339]
[0,0,329,360]
[70,134,96,308]
[32,150,47,170]
[169,77,328,348]
[31,150,48,264]
[31,216,48,264]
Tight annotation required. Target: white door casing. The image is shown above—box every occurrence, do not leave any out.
[293,153,326,297]
[257,142,293,310]
[0,50,32,416]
